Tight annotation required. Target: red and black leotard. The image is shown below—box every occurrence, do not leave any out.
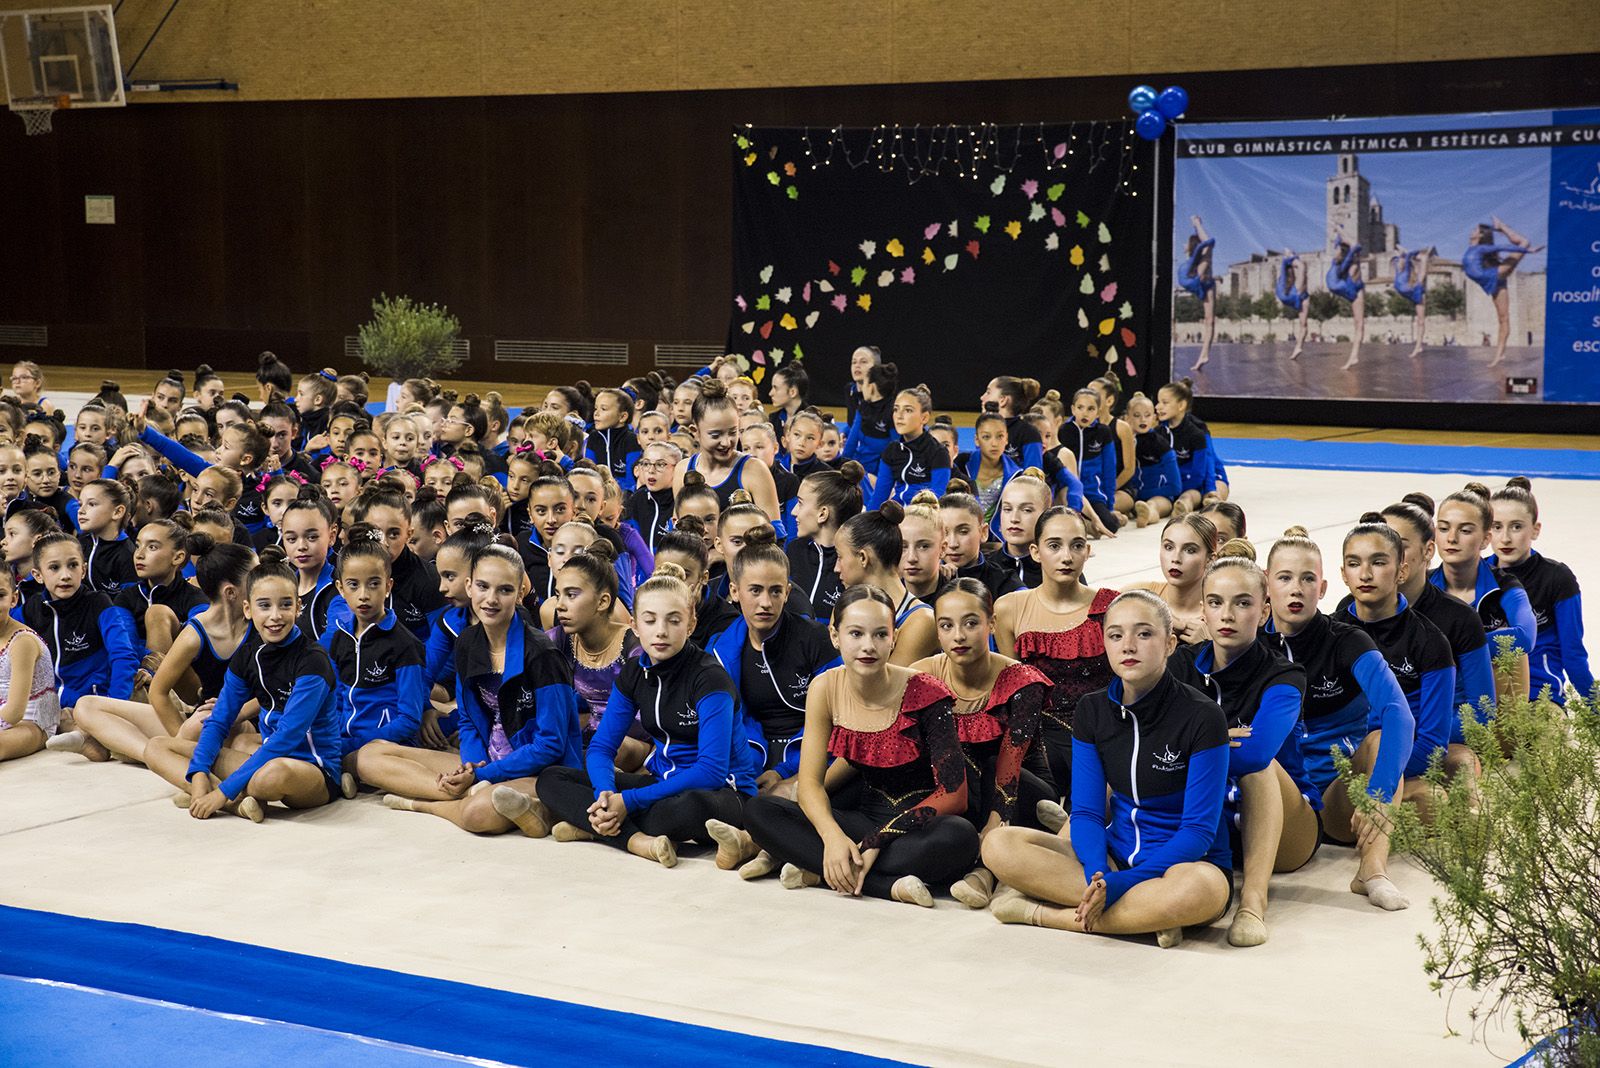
[1011,586,1120,797]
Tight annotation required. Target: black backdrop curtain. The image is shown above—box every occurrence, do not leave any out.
[727,123,1158,410]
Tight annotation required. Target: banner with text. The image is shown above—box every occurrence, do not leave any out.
[1171,108,1600,404]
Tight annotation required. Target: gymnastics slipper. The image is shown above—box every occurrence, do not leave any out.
[650,835,678,869]
[171,790,192,809]
[340,772,357,800]
[779,863,819,890]
[705,819,756,870]
[1351,874,1410,911]
[1156,926,1184,949]
[45,730,87,754]
[951,867,996,908]
[381,794,418,812]
[1227,907,1268,947]
[738,850,778,881]
[989,886,1041,926]
[235,797,266,824]
[891,876,935,909]
[1035,799,1068,834]
[491,785,551,839]
[551,821,593,842]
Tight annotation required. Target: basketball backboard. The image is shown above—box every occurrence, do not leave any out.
[2,4,123,131]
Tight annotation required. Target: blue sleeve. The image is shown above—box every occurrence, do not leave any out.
[584,684,638,798]
[619,448,641,492]
[139,426,209,478]
[771,652,841,779]
[217,675,333,799]
[99,607,139,701]
[842,413,863,463]
[454,675,489,766]
[583,443,597,463]
[1554,594,1594,697]
[1230,684,1301,778]
[477,680,579,783]
[1022,441,1044,471]
[1503,587,1536,655]
[1102,744,1227,909]
[185,669,249,782]
[1193,443,1216,493]
[1068,737,1112,880]
[1352,649,1414,801]
[1098,449,1119,502]
[380,663,428,743]
[424,622,455,687]
[1054,461,1084,512]
[865,459,892,510]
[1406,665,1455,779]
[620,692,735,812]
[926,466,951,499]
[1456,643,1495,724]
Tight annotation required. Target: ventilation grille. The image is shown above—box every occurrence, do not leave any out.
[495,339,629,366]
[344,336,470,361]
[654,342,723,369]
[0,324,48,347]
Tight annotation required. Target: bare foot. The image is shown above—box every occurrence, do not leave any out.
[1341,353,1359,370]
[1288,345,1303,360]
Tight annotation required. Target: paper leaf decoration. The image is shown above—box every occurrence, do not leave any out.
[1100,281,1117,302]
[856,293,872,311]
[877,269,894,287]
[783,161,796,176]
[990,174,1006,195]
[755,294,771,310]
[752,367,766,383]
[899,267,916,284]
[802,282,812,302]
[922,246,935,264]
[850,266,867,287]
[966,240,981,260]
[780,313,798,330]
[752,349,764,364]
[1098,254,1111,273]
[1098,222,1112,243]
[759,265,774,284]
[745,153,757,166]
[735,295,747,311]
[1076,210,1090,227]
[1104,345,1117,365]
[776,286,792,304]
[1077,307,1089,328]
[1125,357,1137,376]
[832,294,847,312]
[1051,207,1066,227]
[766,171,780,186]
[1028,202,1046,222]
[1045,233,1060,251]
[924,222,942,240]
[948,220,959,237]
[1119,300,1134,319]
[860,240,877,259]
[943,253,958,271]
[1052,142,1067,159]
[805,311,820,328]
[1046,183,1065,201]
[974,215,991,234]
[760,320,774,338]
[886,238,904,258]
[741,321,754,334]
[1079,274,1094,294]
[735,135,750,150]
[1121,327,1137,347]
[1022,179,1039,199]
[786,186,799,200]
[1004,220,1022,240]
[818,279,835,293]
[828,261,841,276]
[1098,317,1115,336]
[1069,245,1084,267]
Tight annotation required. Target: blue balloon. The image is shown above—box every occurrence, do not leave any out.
[1135,110,1167,141]
[1128,84,1158,114]
[1156,86,1189,120]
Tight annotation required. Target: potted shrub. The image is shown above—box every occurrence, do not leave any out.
[355,294,463,409]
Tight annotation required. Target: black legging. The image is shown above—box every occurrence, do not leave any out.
[1032,723,1071,803]
[744,795,979,899]
[538,766,747,850]
[1087,497,1121,534]
[966,760,1057,832]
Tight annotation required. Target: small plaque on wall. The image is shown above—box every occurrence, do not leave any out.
[84,195,115,225]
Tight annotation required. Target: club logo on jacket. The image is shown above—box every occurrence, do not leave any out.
[363,662,390,683]
[1392,657,1416,681]
[64,631,90,654]
[1152,744,1185,773]
[1311,675,1343,699]
[681,702,699,726]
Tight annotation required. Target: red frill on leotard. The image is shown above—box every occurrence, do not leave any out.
[829,672,953,768]
[953,661,1052,744]
[1013,587,1120,661]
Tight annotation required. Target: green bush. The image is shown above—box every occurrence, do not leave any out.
[1341,639,1600,1065]
[356,294,463,382]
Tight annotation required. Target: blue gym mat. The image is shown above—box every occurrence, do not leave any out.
[0,905,906,1067]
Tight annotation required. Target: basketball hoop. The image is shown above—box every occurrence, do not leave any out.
[12,94,70,136]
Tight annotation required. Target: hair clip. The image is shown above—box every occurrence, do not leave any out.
[319,369,338,383]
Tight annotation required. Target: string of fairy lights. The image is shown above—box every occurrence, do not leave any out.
[789,122,1143,195]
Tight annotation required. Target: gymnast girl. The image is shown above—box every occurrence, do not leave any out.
[1463,218,1541,367]
[544,539,640,742]
[784,463,864,621]
[1115,391,1180,528]
[706,526,840,808]
[75,478,137,594]
[987,470,1053,589]
[1360,500,1494,775]
[538,562,757,865]
[844,345,881,431]
[250,473,304,550]
[0,568,58,762]
[993,507,1120,799]
[911,578,1051,908]
[978,376,1045,471]
[1263,527,1415,911]
[843,361,896,473]
[585,387,641,491]
[1088,374,1137,498]
[8,361,54,415]
[109,517,208,659]
[1198,500,1246,544]
[866,385,950,509]
[1325,232,1365,370]
[1489,478,1592,704]
[515,465,576,605]
[20,532,138,715]
[379,543,582,834]
[1167,543,1316,947]
[5,507,59,600]
[143,549,341,823]
[956,412,1020,525]
[674,380,781,527]
[704,491,776,608]
[765,363,807,446]
[22,443,71,528]
[278,492,340,641]
[322,526,430,798]
[1155,379,1215,517]
[1274,254,1310,360]
[982,590,1232,945]
[899,490,946,604]
[621,441,681,555]
[57,536,254,763]
[939,492,1022,601]
[1389,245,1433,359]
[1179,216,1217,372]
[1061,388,1120,535]
[1429,483,1536,703]
[834,501,939,664]
[741,585,979,906]
[1130,514,1218,645]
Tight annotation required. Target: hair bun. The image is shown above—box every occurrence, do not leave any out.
[258,545,288,567]
[654,560,689,583]
[878,500,905,524]
[100,380,119,392]
[1216,537,1257,562]
[1180,376,1194,389]
[673,513,707,537]
[1462,481,1491,499]
[1282,525,1310,538]
[741,525,778,550]
[1505,475,1532,491]
[1401,491,1435,517]
[183,531,217,558]
[1042,389,1061,403]
[682,470,707,489]
[699,379,728,400]
[1358,510,1385,525]
[578,538,618,565]
[908,489,940,508]
[257,352,278,369]
[837,459,866,485]
[728,488,755,507]
[1020,466,1046,480]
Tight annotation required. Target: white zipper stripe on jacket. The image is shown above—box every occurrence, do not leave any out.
[1125,701,1143,864]
[808,543,823,605]
[87,538,100,590]
[655,671,673,778]
[649,497,661,554]
[345,622,362,733]
[50,602,64,699]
